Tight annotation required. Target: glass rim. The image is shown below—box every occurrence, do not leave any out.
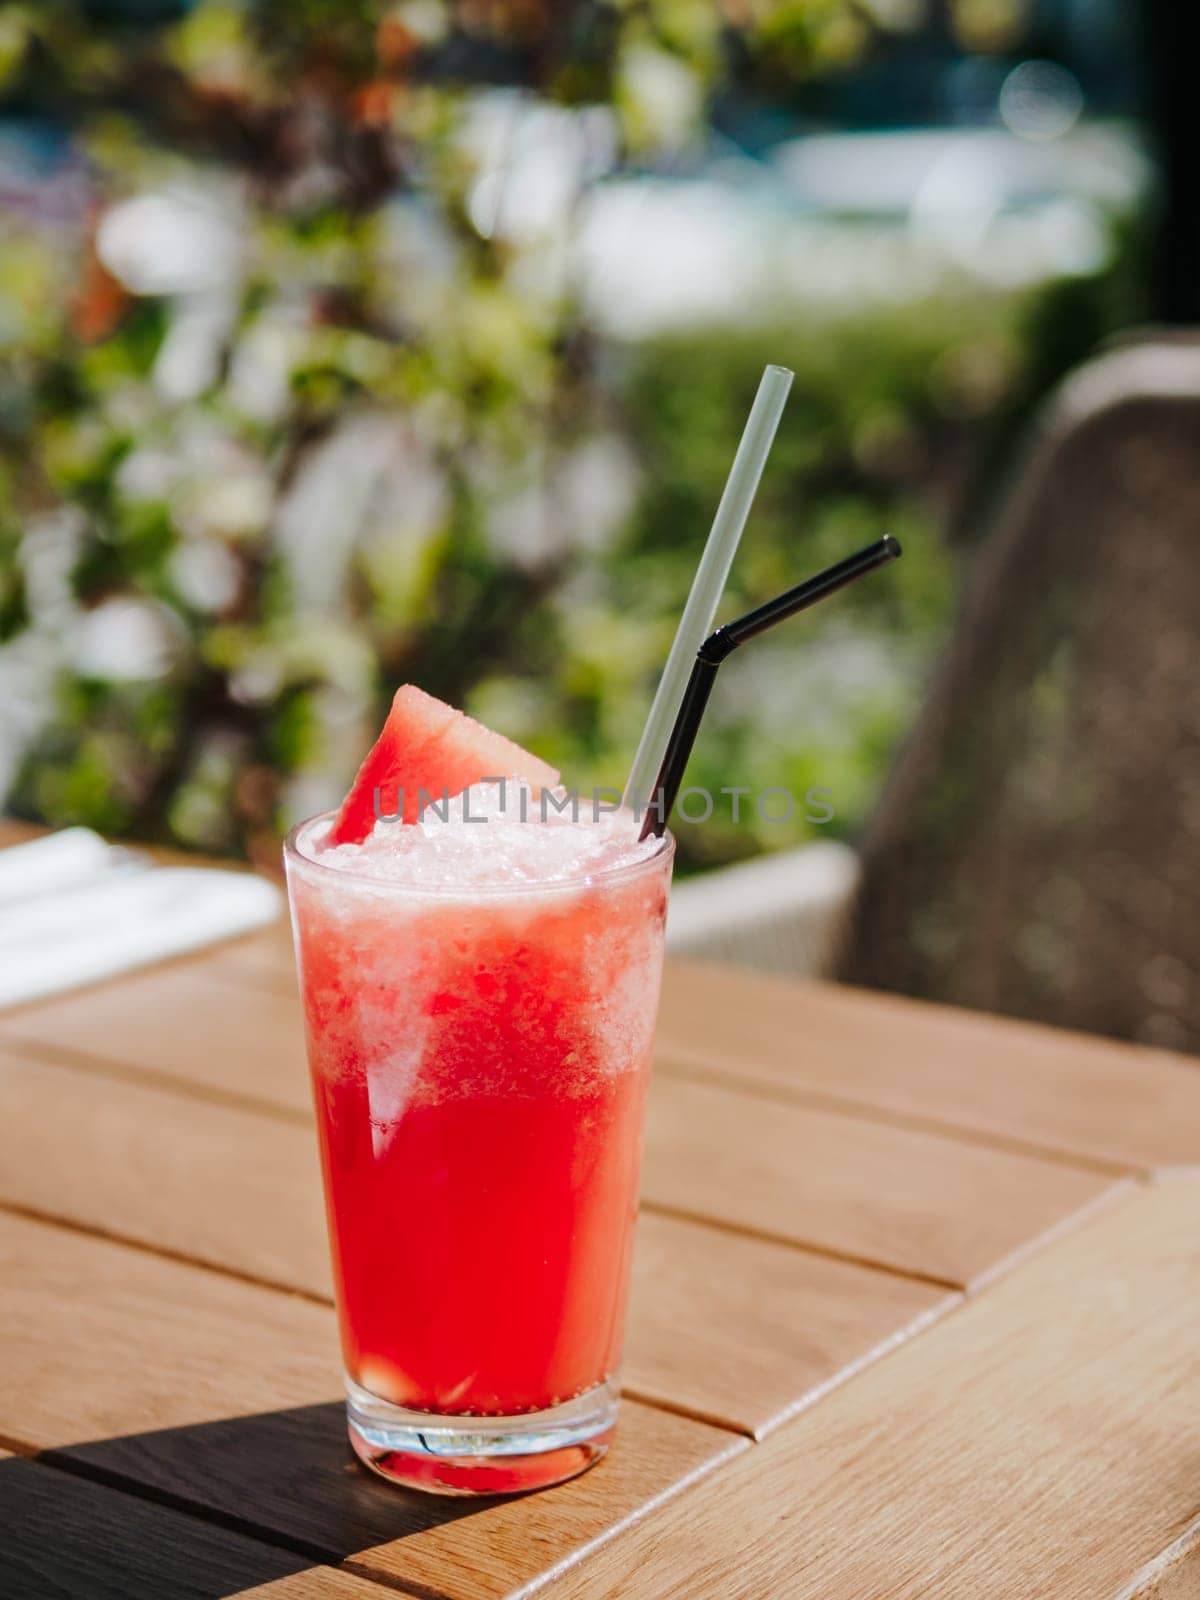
[283,809,675,901]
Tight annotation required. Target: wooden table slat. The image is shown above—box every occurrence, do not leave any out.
[0,819,47,849]
[1,987,1124,1293]
[0,1210,742,1600]
[534,1178,1200,1600]
[657,961,1200,1172]
[233,1573,396,1599]
[0,1209,341,1452]
[0,965,310,1116]
[643,1071,1119,1288]
[0,1046,331,1298]
[5,827,1200,1600]
[1117,1516,1200,1600]
[0,1049,955,1439]
[48,1395,742,1600]
[201,923,299,996]
[623,1211,955,1438]
[344,1405,748,1600]
[55,1395,744,1600]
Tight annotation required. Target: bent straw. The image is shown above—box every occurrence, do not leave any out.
[639,535,902,841]
[623,363,794,809]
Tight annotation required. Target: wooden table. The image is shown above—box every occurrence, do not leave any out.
[1,829,1199,1599]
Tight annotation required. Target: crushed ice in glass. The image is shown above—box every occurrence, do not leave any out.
[307,780,660,889]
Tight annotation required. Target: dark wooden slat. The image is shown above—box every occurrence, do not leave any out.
[0,1210,742,1600]
[47,1399,744,1599]
[47,1402,503,1565]
[0,1456,311,1600]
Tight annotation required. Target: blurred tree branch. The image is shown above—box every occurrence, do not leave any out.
[0,0,1123,870]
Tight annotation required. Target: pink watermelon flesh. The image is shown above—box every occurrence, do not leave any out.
[330,685,561,844]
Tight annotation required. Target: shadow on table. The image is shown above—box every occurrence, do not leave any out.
[1,1401,495,1599]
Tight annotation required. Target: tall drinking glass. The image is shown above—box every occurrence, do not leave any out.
[284,815,674,1494]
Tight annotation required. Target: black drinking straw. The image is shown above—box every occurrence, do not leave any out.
[638,535,902,841]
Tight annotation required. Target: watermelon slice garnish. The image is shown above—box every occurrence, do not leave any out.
[330,685,560,845]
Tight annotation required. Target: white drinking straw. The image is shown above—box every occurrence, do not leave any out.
[623,362,794,809]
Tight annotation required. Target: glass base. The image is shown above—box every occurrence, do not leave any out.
[345,1373,620,1495]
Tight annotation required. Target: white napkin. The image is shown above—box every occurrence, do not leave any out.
[0,827,284,1010]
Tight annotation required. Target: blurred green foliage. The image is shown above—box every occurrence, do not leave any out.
[0,0,1140,871]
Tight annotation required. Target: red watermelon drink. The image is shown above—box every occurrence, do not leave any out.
[284,688,673,1494]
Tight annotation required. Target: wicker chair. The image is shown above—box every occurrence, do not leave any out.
[666,841,859,979]
[837,334,1200,1054]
